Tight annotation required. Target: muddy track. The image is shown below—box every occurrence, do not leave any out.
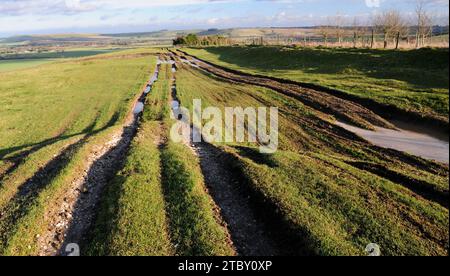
[167,52,449,220]
[194,141,297,256]
[35,64,158,256]
[47,122,137,256]
[167,70,294,256]
[171,52,449,172]
[171,50,393,131]
[176,50,449,132]
[0,137,85,253]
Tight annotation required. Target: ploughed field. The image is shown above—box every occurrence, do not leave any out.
[0,47,448,256]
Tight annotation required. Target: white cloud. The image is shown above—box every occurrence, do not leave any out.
[365,0,381,8]
[0,0,246,15]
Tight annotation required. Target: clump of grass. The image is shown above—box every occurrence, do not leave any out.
[143,65,171,121]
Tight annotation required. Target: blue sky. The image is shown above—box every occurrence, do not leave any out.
[0,0,448,37]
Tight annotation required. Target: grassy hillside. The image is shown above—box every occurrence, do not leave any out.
[183,47,449,121]
[0,47,447,256]
[174,63,449,256]
[0,52,152,158]
[0,49,158,255]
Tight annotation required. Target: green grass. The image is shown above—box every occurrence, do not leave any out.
[183,46,449,120]
[0,49,117,60]
[0,52,153,160]
[87,122,173,256]
[224,148,448,256]
[0,49,157,255]
[174,63,449,256]
[1,126,120,256]
[87,63,173,256]
[87,63,234,256]
[0,59,56,72]
[0,49,122,73]
[0,46,447,256]
[161,138,235,256]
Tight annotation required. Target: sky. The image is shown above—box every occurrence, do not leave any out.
[0,0,449,37]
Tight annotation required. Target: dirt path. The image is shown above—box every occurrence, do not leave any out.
[37,65,158,256]
[193,141,290,256]
[172,50,392,131]
[166,66,290,256]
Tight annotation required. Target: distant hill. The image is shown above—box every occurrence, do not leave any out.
[0,34,109,44]
[1,28,319,45]
[3,26,447,46]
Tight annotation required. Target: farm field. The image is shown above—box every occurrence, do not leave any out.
[183,47,449,126]
[0,47,448,256]
[0,59,56,72]
[0,49,120,73]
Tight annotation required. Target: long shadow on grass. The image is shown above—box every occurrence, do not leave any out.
[0,112,120,184]
[0,113,121,253]
[59,122,137,256]
[214,144,318,256]
[202,46,449,90]
[346,160,449,209]
[0,137,86,253]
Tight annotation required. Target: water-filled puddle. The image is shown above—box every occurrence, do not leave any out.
[144,86,151,94]
[171,100,180,110]
[336,121,449,164]
[133,102,144,114]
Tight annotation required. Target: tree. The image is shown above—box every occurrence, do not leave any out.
[415,0,433,48]
[173,34,199,46]
[318,17,335,47]
[333,13,345,46]
[173,36,186,45]
[352,17,367,48]
[374,10,406,49]
[319,24,331,47]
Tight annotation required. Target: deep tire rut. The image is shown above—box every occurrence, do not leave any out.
[165,59,290,256]
[172,50,393,130]
[193,141,289,256]
[37,64,158,256]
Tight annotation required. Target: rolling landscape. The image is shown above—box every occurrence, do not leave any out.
[0,0,448,259]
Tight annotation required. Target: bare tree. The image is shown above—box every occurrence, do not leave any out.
[334,13,345,46]
[415,0,433,48]
[374,10,406,49]
[319,17,333,47]
[352,17,367,48]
